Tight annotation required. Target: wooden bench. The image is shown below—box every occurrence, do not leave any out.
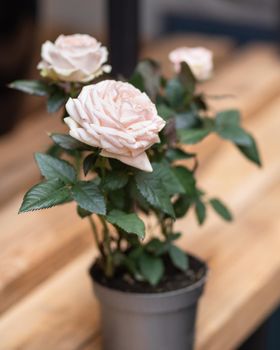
[0,35,279,349]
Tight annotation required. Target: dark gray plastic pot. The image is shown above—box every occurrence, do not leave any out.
[93,255,208,350]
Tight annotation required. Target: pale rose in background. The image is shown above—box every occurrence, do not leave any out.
[65,80,165,172]
[169,47,213,81]
[37,34,111,82]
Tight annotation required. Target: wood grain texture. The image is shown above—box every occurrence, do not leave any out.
[0,111,63,207]
[0,90,279,350]
[202,44,280,117]
[0,251,100,350]
[0,199,93,314]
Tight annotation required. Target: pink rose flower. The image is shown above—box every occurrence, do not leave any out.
[37,34,111,82]
[64,80,166,172]
[169,47,213,81]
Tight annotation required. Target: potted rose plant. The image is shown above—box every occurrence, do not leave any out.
[10,34,260,350]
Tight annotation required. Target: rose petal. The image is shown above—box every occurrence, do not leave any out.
[101,150,153,172]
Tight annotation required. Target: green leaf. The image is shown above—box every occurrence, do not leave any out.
[169,245,188,271]
[129,72,145,92]
[83,153,99,176]
[216,125,252,146]
[106,210,145,239]
[129,181,150,213]
[130,59,160,99]
[216,109,241,127]
[19,179,72,213]
[156,103,175,121]
[146,238,167,255]
[173,166,196,196]
[179,128,210,144]
[165,62,196,109]
[165,78,186,108]
[167,232,182,241]
[166,148,195,161]
[51,133,90,151]
[193,94,208,110]
[195,200,206,225]
[76,205,91,218]
[152,161,185,195]
[139,253,164,286]
[47,87,67,113]
[9,80,50,96]
[175,111,199,130]
[72,181,106,215]
[108,188,127,211]
[135,171,175,218]
[237,135,262,166]
[35,153,76,183]
[173,195,191,218]
[209,198,233,221]
[102,171,129,191]
[128,246,144,260]
[178,62,196,95]
[46,144,63,158]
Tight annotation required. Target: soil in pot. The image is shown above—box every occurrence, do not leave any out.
[89,253,206,294]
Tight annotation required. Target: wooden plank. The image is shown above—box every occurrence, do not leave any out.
[196,204,280,350]
[0,93,279,348]
[0,199,92,314]
[0,251,99,350]
[0,111,63,207]
[202,44,280,117]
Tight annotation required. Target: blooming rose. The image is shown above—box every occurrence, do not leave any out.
[37,34,111,82]
[169,47,213,81]
[64,80,165,172]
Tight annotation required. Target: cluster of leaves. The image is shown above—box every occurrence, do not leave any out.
[130,60,261,166]
[11,59,261,286]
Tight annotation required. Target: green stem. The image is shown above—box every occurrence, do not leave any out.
[88,215,104,257]
[158,212,168,239]
[75,152,82,173]
[99,215,114,277]
[100,157,106,179]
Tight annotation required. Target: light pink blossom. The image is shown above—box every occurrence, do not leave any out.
[65,80,165,172]
[38,34,111,82]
